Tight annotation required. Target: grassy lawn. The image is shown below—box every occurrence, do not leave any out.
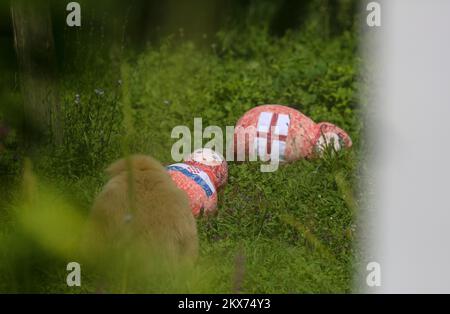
[0,3,361,293]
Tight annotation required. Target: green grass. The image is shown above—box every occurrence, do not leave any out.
[0,12,361,293]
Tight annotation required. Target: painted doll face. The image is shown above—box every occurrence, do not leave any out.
[184,148,228,188]
[316,132,343,152]
[314,122,352,154]
[186,148,225,166]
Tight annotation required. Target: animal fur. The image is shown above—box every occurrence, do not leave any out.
[88,154,198,265]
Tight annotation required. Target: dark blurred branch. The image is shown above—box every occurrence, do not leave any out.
[10,0,62,149]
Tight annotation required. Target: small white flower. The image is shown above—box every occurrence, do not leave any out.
[94,88,105,96]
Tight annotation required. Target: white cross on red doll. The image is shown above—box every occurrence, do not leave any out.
[254,111,290,161]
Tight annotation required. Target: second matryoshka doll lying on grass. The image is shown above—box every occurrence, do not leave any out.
[167,148,228,217]
[233,104,352,162]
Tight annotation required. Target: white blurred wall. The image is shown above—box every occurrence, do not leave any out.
[363,0,450,293]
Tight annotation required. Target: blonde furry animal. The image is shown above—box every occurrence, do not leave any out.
[89,154,198,265]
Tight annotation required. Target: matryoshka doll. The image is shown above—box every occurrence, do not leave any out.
[234,104,352,162]
[167,148,228,217]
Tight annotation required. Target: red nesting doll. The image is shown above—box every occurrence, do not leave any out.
[167,148,228,217]
[234,105,352,162]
